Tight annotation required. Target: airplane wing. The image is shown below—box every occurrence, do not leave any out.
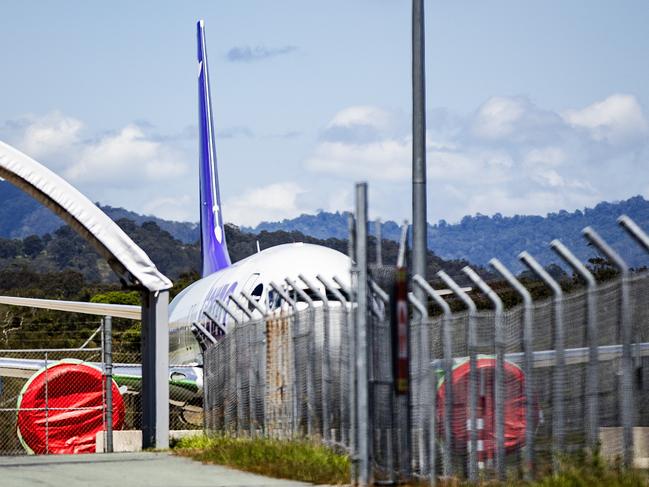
[0,296,201,408]
[0,357,202,404]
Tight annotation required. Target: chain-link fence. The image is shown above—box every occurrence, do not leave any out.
[204,303,353,445]
[0,318,178,455]
[202,268,649,484]
[202,212,649,485]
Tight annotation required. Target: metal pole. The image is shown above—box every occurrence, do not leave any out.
[348,213,356,264]
[286,277,318,437]
[412,0,427,298]
[413,275,453,478]
[583,226,634,466]
[437,270,478,481]
[217,298,243,435]
[241,290,267,316]
[372,279,395,482]
[375,219,383,266]
[462,267,505,480]
[318,274,350,446]
[355,182,371,486]
[216,298,241,325]
[334,275,356,458]
[103,316,114,453]
[490,258,534,479]
[229,295,253,320]
[519,251,565,466]
[300,274,332,441]
[397,221,410,268]
[141,290,169,450]
[550,239,599,450]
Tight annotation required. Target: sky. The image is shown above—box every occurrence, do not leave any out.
[1,1,648,226]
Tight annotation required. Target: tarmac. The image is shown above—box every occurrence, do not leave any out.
[0,452,318,487]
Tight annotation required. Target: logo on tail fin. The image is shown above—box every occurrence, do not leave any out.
[213,204,222,243]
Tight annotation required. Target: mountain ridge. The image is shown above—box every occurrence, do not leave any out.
[1,181,648,272]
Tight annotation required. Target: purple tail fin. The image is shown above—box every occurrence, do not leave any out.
[197,20,231,276]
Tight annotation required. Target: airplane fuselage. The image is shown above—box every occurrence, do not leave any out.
[168,242,350,364]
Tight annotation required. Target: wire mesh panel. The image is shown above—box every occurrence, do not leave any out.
[0,323,113,455]
[203,306,352,442]
[265,314,292,437]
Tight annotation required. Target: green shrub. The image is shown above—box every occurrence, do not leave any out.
[173,434,350,484]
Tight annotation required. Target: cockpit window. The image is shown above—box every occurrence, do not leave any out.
[249,283,264,311]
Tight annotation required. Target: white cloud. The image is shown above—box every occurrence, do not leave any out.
[19,112,83,160]
[1,112,195,222]
[307,139,410,181]
[304,94,649,223]
[523,147,566,167]
[223,182,307,227]
[327,105,391,131]
[66,124,186,185]
[562,94,649,144]
[472,96,525,139]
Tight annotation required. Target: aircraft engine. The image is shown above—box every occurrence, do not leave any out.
[436,356,534,458]
[16,360,125,454]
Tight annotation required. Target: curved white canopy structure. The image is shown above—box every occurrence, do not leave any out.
[0,141,172,292]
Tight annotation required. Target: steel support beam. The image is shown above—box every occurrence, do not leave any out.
[141,290,169,449]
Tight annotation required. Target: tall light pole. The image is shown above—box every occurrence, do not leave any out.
[412,0,427,287]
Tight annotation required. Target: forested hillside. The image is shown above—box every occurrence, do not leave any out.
[0,218,471,295]
[2,180,648,273]
[248,196,649,271]
[0,182,198,242]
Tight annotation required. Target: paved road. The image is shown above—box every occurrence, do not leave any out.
[0,452,316,487]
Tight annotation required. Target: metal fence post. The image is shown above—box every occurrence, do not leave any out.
[269,281,299,437]
[355,182,371,486]
[103,316,113,453]
[216,299,242,433]
[241,291,268,436]
[286,278,318,438]
[413,275,453,478]
[437,271,478,481]
[489,258,535,479]
[334,275,356,455]
[519,251,565,467]
[375,219,383,266]
[409,292,435,485]
[345,214,358,484]
[583,226,634,466]
[318,274,350,446]
[462,266,505,480]
[229,295,256,437]
[550,239,599,450]
[300,274,332,442]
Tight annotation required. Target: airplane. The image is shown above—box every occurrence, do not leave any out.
[0,20,351,451]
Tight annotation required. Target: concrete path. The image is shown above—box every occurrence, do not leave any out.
[0,452,316,487]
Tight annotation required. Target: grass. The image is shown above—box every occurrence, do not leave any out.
[172,434,351,485]
[173,437,647,487]
[430,452,648,487]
